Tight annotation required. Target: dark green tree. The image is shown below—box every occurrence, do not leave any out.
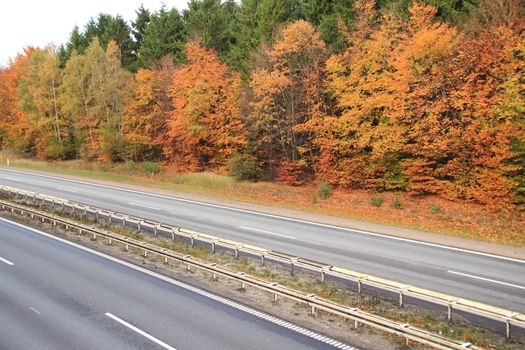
[137,5,186,67]
[228,0,304,78]
[58,26,89,67]
[300,0,355,52]
[183,0,239,58]
[131,5,151,54]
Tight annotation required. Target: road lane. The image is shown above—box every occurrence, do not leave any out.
[0,219,353,350]
[1,167,524,312]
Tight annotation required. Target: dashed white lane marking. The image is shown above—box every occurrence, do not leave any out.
[128,202,161,211]
[240,226,296,240]
[105,312,177,350]
[2,167,524,265]
[1,218,356,350]
[0,256,14,265]
[56,187,79,193]
[30,307,41,315]
[5,177,21,182]
[448,270,525,291]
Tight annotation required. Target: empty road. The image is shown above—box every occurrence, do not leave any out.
[1,168,524,313]
[0,218,354,350]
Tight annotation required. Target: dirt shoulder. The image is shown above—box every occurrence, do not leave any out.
[6,166,525,261]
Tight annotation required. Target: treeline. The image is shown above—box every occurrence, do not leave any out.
[0,0,523,210]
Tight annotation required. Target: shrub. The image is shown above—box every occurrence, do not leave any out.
[311,193,318,204]
[141,161,162,175]
[318,183,332,200]
[229,155,263,181]
[125,160,136,171]
[392,197,403,209]
[371,195,383,207]
[429,204,442,214]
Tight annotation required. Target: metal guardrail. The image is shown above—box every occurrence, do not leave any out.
[0,199,480,350]
[1,185,524,339]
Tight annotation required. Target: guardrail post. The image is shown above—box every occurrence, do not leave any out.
[143,249,148,258]
[399,291,404,307]
[108,238,113,246]
[190,237,195,248]
[321,269,326,283]
[137,221,141,231]
[154,225,158,236]
[447,304,452,321]
[125,244,129,252]
[357,280,362,293]
[234,248,239,259]
[187,263,191,272]
[311,306,316,316]
[211,241,216,253]
[273,293,278,303]
[354,320,359,329]
[261,254,265,266]
[506,320,511,339]
[92,233,97,240]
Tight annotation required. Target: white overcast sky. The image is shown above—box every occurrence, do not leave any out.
[0,0,189,67]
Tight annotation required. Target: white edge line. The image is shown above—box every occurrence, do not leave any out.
[5,177,22,182]
[105,312,177,350]
[241,226,296,240]
[447,270,525,291]
[2,167,524,265]
[0,217,354,350]
[0,256,14,265]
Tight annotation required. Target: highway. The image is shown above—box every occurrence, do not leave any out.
[0,218,354,350]
[1,168,525,313]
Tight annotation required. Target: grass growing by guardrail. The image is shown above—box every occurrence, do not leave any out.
[1,151,524,248]
[5,198,523,350]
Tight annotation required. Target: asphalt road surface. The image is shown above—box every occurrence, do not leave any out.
[1,168,524,313]
[0,218,355,350]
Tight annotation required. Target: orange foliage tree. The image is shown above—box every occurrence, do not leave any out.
[123,58,175,161]
[320,0,408,189]
[0,48,35,154]
[249,20,328,184]
[166,42,246,172]
[400,3,524,209]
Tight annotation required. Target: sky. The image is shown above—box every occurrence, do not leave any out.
[0,0,189,67]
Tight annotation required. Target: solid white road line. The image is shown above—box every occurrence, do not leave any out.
[0,256,14,266]
[56,187,79,193]
[241,226,296,240]
[105,312,177,350]
[2,168,524,265]
[0,217,355,350]
[448,270,525,291]
[128,202,161,211]
[5,177,21,182]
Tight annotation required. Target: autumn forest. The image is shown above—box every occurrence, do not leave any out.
[0,0,523,211]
